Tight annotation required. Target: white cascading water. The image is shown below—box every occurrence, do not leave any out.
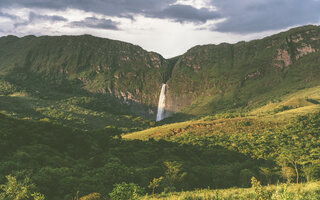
[156,84,166,121]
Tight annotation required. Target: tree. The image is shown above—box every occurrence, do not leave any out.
[277,149,304,184]
[281,166,295,183]
[0,174,46,200]
[0,175,45,200]
[259,167,273,185]
[301,164,317,182]
[109,182,144,200]
[0,174,35,200]
[163,161,187,192]
[148,177,164,195]
[239,169,255,187]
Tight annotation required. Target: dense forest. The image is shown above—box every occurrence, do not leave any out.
[0,111,319,199]
[0,25,320,199]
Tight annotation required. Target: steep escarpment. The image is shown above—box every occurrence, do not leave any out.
[0,25,319,126]
[0,35,171,119]
[165,25,320,115]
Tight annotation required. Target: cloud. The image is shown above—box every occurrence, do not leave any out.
[212,0,320,33]
[0,0,175,17]
[14,11,67,27]
[0,11,19,20]
[149,4,221,23]
[0,0,220,23]
[1,0,319,31]
[29,12,67,22]
[0,0,320,58]
[70,17,119,30]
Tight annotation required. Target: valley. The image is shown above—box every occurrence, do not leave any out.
[0,25,320,200]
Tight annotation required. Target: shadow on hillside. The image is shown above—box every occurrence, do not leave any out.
[114,138,273,189]
[2,67,145,116]
[155,111,196,125]
[2,66,198,125]
[0,113,276,199]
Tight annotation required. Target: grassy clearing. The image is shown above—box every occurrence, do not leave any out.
[123,112,287,140]
[142,181,320,200]
[123,115,283,140]
[250,85,320,116]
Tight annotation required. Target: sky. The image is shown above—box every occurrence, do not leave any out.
[0,0,319,58]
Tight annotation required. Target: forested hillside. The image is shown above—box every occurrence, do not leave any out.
[0,25,320,200]
[0,110,319,199]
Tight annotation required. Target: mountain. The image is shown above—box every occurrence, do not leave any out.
[165,25,320,116]
[0,34,172,107]
[0,34,172,131]
[0,25,319,130]
[1,25,320,199]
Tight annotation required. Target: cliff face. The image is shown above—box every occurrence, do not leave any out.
[0,25,319,121]
[0,35,170,118]
[165,25,320,115]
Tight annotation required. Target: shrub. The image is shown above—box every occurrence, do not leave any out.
[273,105,293,114]
[251,177,272,200]
[79,192,101,200]
[109,182,144,200]
[271,184,294,200]
[31,192,46,200]
[0,174,35,200]
[237,121,252,127]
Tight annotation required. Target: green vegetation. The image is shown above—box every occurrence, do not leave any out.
[0,174,45,200]
[1,25,320,130]
[0,34,168,130]
[0,25,320,199]
[0,67,154,132]
[166,25,320,118]
[1,110,319,199]
[109,182,144,200]
[142,181,320,200]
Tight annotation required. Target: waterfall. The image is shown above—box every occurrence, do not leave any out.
[156,84,166,121]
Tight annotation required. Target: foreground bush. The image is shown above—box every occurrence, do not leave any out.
[109,182,144,200]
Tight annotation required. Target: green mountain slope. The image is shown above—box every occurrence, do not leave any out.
[0,35,173,130]
[166,25,320,117]
[0,34,173,107]
[0,25,319,130]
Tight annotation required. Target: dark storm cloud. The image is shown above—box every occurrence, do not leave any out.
[29,12,67,22]
[0,11,19,20]
[14,12,67,27]
[70,17,119,30]
[0,0,175,17]
[212,0,320,33]
[149,4,221,23]
[0,0,219,23]
[1,0,319,33]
